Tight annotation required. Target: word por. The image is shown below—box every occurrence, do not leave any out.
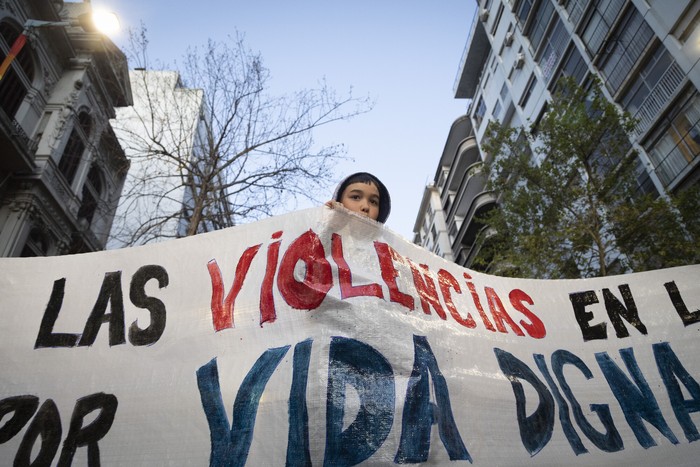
[0,392,117,466]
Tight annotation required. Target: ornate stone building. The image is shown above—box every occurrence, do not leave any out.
[0,0,131,256]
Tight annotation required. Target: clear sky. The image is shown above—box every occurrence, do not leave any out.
[91,0,477,239]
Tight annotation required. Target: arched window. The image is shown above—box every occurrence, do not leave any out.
[20,227,50,257]
[0,21,34,118]
[58,111,92,185]
[78,164,103,225]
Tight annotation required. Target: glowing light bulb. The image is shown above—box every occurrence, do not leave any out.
[91,9,120,35]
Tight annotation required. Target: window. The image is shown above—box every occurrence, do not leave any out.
[588,124,630,176]
[598,7,655,95]
[633,156,657,196]
[646,93,700,187]
[515,0,534,27]
[474,96,487,128]
[449,221,458,240]
[564,0,591,27]
[499,82,508,101]
[493,100,502,120]
[78,165,103,225]
[0,21,34,119]
[552,45,588,88]
[491,3,504,35]
[437,168,448,189]
[674,2,700,43]
[492,80,506,121]
[519,73,537,108]
[482,71,491,92]
[502,102,516,126]
[580,0,625,57]
[525,0,555,52]
[20,228,51,257]
[621,45,680,120]
[59,111,92,185]
[532,103,548,135]
[59,130,86,184]
[538,18,568,82]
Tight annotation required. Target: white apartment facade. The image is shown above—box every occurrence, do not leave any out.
[108,69,206,248]
[415,0,700,269]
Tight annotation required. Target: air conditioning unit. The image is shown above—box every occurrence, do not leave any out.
[479,8,490,22]
[504,31,514,46]
[514,53,525,69]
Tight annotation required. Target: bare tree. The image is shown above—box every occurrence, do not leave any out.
[108,27,371,247]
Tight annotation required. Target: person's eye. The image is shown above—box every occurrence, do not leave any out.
[349,194,360,200]
[370,199,379,206]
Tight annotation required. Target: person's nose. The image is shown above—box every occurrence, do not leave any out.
[360,199,370,213]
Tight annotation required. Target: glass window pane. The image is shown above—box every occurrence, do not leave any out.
[581,0,625,56]
[528,0,555,51]
[647,94,700,186]
[600,8,654,94]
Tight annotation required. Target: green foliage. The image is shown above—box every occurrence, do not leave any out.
[474,78,699,278]
[613,184,700,271]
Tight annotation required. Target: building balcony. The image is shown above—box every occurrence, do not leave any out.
[440,136,480,208]
[454,8,491,99]
[448,163,497,261]
[0,108,37,172]
[451,191,497,261]
[461,225,496,270]
[446,161,487,223]
[631,61,685,138]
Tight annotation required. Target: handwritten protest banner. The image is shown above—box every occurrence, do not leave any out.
[1,207,699,466]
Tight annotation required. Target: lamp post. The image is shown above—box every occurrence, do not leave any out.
[0,11,119,81]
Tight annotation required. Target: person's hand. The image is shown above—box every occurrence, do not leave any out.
[325,200,342,209]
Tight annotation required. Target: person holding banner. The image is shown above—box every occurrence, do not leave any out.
[326,172,391,223]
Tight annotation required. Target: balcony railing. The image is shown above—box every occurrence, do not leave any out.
[632,61,685,137]
[10,117,37,153]
[650,126,699,187]
[0,107,38,171]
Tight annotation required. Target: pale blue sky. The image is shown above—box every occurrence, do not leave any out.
[93,0,477,239]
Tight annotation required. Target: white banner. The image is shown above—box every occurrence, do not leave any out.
[1,207,699,466]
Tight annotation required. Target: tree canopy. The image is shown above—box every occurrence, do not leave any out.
[474,78,700,279]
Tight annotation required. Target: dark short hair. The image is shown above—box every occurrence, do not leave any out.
[334,172,391,223]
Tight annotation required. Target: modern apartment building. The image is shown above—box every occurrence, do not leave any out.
[415,0,700,269]
[0,0,132,256]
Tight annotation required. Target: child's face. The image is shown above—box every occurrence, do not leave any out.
[339,182,380,220]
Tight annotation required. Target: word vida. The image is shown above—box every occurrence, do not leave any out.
[207,229,546,338]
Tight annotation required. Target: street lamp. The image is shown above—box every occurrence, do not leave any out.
[0,11,120,81]
[91,9,120,35]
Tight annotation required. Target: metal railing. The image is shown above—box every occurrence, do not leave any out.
[632,61,685,137]
[650,127,699,187]
[10,116,37,153]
